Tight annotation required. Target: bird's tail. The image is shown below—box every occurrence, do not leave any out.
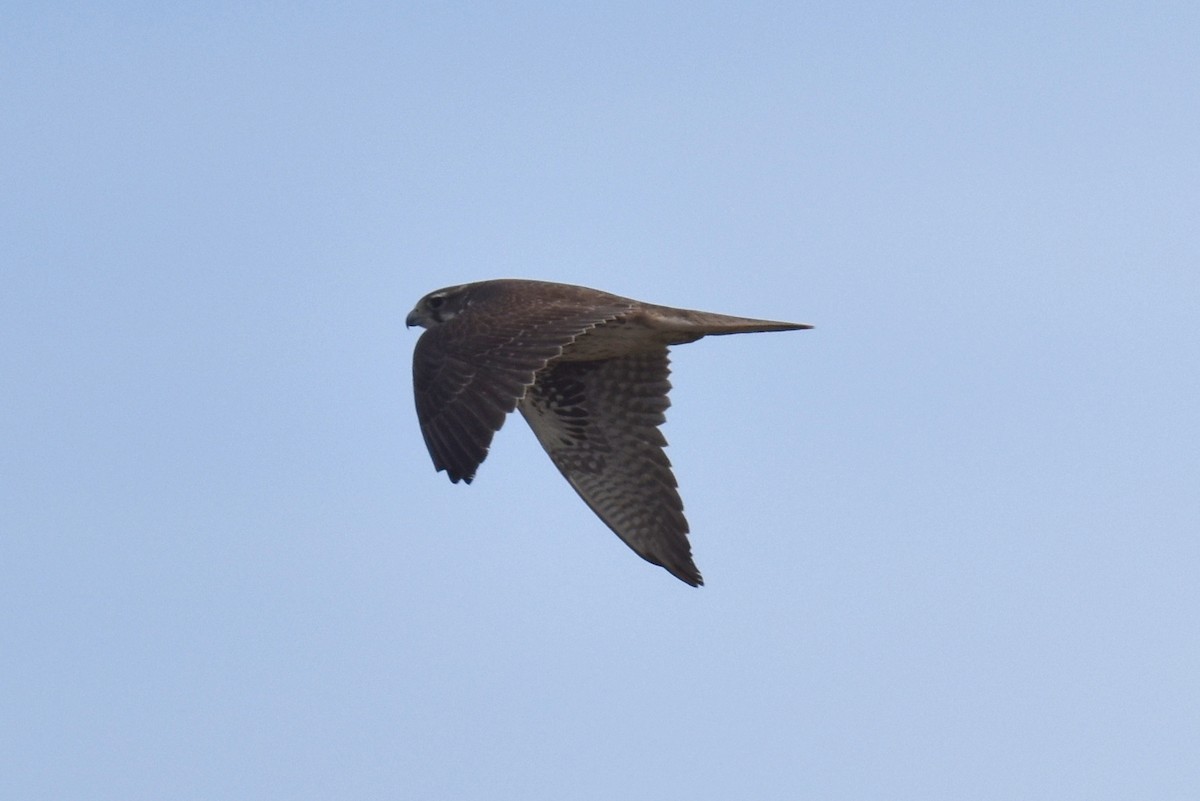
[650,307,813,336]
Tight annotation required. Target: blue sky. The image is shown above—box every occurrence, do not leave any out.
[3,3,1198,799]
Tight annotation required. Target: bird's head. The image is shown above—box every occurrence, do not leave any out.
[406,284,473,329]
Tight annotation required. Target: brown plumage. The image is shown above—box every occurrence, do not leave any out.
[405,279,810,586]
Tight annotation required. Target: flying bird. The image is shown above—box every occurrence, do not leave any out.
[405,279,810,586]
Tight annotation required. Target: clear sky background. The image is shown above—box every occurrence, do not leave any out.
[3,3,1198,799]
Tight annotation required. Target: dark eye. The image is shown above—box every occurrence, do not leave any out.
[428,295,445,309]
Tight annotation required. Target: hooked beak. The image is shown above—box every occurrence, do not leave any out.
[405,309,420,328]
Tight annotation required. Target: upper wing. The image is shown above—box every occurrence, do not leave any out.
[413,302,629,484]
[517,349,701,586]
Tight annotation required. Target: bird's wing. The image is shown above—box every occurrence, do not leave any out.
[413,303,629,484]
[518,349,701,586]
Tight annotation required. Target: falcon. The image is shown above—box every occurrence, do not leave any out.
[405,279,810,586]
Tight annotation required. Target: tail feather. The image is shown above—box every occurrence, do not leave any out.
[652,307,812,335]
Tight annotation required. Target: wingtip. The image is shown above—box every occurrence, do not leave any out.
[669,565,704,587]
[441,467,474,485]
